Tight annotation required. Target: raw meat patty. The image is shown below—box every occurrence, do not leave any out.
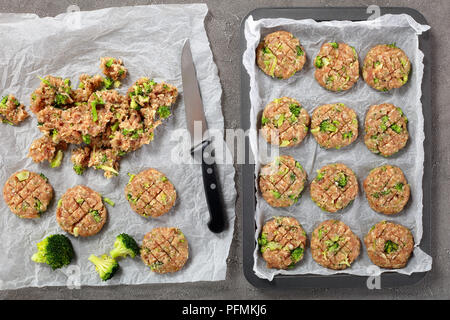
[310,163,358,213]
[56,185,107,237]
[364,221,414,269]
[256,30,306,79]
[259,155,307,207]
[141,227,189,274]
[3,170,53,219]
[258,216,308,269]
[311,220,360,270]
[125,168,177,218]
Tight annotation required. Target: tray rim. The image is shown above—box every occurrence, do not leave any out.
[240,6,432,289]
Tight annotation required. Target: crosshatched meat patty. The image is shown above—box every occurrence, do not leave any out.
[3,170,53,219]
[141,227,189,274]
[56,185,107,237]
[260,97,310,147]
[364,221,414,269]
[259,155,307,207]
[310,163,358,213]
[363,165,410,215]
[258,216,308,270]
[125,168,176,218]
[364,103,409,157]
[311,220,360,270]
[310,103,358,149]
[256,30,306,79]
[362,44,411,91]
[314,42,359,92]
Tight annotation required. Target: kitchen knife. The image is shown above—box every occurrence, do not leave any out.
[181,39,226,233]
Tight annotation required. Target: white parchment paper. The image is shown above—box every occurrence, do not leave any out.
[0,4,236,289]
[243,14,432,281]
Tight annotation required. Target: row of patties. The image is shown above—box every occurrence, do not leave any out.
[259,156,410,215]
[258,217,414,271]
[256,30,411,93]
[261,98,409,157]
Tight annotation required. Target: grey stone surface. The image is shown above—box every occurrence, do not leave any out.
[0,0,448,300]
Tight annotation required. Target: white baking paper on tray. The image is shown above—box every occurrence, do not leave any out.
[243,14,432,281]
[0,4,236,289]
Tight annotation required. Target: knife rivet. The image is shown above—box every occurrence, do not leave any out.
[210,183,216,190]
[207,168,213,174]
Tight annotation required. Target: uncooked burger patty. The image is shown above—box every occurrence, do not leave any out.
[56,185,107,237]
[256,30,306,79]
[363,165,410,215]
[125,168,176,218]
[3,170,53,219]
[141,227,189,274]
[258,216,307,269]
[310,163,358,213]
[261,97,310,147]
[311,220,360,270]
[310,103,358,149]
[314,42,359,92]
[364,103,409,157]
[364,221,414,269]
[362,44,411,91]
[259,155,307,207]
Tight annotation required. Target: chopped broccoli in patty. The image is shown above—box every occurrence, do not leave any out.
[31,234,74,270]
[110,233,141,259]
[319,120,337,133]
[88,254,119,281]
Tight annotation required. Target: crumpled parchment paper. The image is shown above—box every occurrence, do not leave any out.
[243,14,432,281]
[0,4,236,289]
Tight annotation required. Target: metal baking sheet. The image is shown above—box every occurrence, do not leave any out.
[240,7,431,288]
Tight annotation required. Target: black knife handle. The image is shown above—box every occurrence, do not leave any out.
[192,140,227,233]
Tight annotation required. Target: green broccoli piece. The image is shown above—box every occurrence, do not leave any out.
[73,165,85,175]
[103,77,114,89]
[296,45,304,56]
[157,106,171,119]
[330,42,339,49]
[314,56,324,68]
[31,234,74,270]
[50,150,63,168]
[110,233,141,259]
[88,254,119,281]
[319,120,337,133]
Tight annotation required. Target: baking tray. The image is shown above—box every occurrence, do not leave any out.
[240,7,432,288]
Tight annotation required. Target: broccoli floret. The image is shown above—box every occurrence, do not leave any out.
[31,234,74,270]
[110,233,141,259]
[88,254,119,281]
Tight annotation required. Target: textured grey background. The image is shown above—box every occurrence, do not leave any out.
[0,0,448,300]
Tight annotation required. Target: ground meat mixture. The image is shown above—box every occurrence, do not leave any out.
[27,58,178,178]
[363,165,410,215]
[256,30,307,79]
[125,168,177,218]
[56,185,107,237]
[100,57,127,81]
[310,103,359,149]
[362,44,411,91]
[364,221,414,269]
[141,227,189,274]
[310,163,358,213]
[3,170,53,219]
[0,94,29,125]
[311,220,360,270]
[364,103,409,157]
[258,216,308,270]
[314,42,359,92]
[260,97,310,147]
[259,155,307,207]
